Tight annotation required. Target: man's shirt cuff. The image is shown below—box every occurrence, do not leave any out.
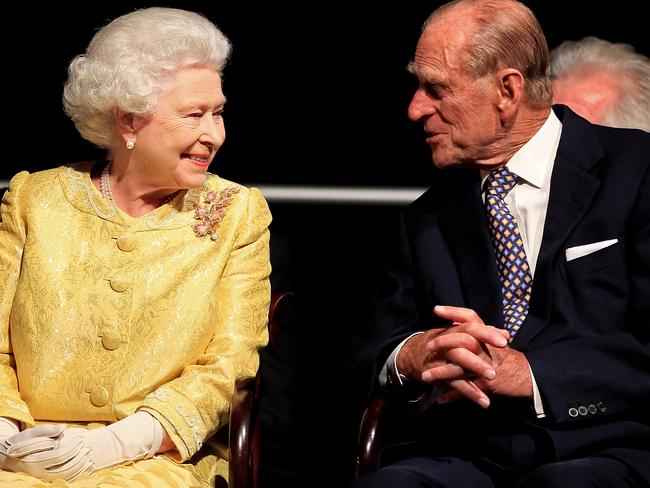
[529,362,546,418]
[379,332,425,386]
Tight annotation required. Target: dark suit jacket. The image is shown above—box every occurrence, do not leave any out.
[364,106,650,477]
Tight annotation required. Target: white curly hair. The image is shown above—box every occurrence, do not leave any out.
[63,7,231,148]
[551,36,650,131]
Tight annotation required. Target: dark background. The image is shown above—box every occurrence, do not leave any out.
[4,2,647,487]
[4,1,648,183]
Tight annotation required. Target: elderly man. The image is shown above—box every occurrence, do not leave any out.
[355,1,650,487]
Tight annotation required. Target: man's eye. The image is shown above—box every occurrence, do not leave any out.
[426,85,441,97]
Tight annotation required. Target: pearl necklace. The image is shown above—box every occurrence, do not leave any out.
[100,162,116,208]
[100,162,179,209]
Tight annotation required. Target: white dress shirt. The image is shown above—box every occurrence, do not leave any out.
[381,110,563,418]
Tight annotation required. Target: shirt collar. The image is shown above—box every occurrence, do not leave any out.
[481,110,562,190]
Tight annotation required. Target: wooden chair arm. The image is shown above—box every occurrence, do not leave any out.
[356,395,392,477]
[268,291,295,349]
[229,376,258,488]
[356,389,429,478]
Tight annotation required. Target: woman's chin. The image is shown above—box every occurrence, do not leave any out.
[184,172,209,189]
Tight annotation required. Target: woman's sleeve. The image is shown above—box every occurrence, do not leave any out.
[0,172,36,426]
[140,187,271,461]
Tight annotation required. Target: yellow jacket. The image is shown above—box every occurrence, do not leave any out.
[0,163,270,466]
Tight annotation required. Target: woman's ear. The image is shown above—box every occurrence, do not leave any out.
[496,68,524,119]
[112,107,137,144]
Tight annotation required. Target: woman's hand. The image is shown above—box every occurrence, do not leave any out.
[0,423,79,479]
[1,412,164,481]
[0,417,19,441]
[0,417,20,471]
[159,429,176,453]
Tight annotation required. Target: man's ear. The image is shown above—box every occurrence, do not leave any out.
[112,107,138,144]
[496,68,524,119]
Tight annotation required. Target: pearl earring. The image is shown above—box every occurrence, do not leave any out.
[126,140,135,150]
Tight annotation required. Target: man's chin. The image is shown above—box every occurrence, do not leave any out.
[429,145,455,169]
[431,156,457,170]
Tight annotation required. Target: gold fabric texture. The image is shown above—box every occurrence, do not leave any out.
[0,458,216,487]
[0,163,271,486]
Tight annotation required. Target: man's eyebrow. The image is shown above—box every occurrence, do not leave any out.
[406,61,440,84]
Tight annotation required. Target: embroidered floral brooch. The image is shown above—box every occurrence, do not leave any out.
[192,187,240,241]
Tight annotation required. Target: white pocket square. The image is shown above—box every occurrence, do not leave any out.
[565,239,618,262]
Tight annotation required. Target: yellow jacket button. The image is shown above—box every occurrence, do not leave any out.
[101,332,122,350]
[110,279,129,292]
[116,234,137,252]
[89,387,109,407]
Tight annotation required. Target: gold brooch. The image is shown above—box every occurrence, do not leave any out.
[192,187,240,241]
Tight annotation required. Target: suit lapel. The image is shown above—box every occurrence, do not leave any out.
[513,107,603,348]
[437,170,502,328]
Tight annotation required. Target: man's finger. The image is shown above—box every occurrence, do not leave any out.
[446,348,496,380]
[434,305,483,323]
[422,362,466,382]
[429,330,505,362]
[438,379,490,408]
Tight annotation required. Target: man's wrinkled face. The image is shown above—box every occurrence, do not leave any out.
[407,19,502,169]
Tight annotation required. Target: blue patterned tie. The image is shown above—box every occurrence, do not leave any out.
[484,166,532,337]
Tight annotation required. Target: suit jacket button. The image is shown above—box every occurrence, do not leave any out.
[568,407,578,417]
[588,404,597,414]
[597,402,607,413]
[578,406,588,416]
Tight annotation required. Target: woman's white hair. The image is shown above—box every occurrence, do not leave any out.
[63,7,231,148]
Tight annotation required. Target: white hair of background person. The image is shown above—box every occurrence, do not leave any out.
[551,36,650,132]
[63,7,231,148]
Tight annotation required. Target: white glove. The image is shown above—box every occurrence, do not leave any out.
[7,412,163,481]
[0,423,87,480]
[0,417,19,440]
[0,417,20,465]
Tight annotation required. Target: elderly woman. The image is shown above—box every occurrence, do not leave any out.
[0,7,270,488]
